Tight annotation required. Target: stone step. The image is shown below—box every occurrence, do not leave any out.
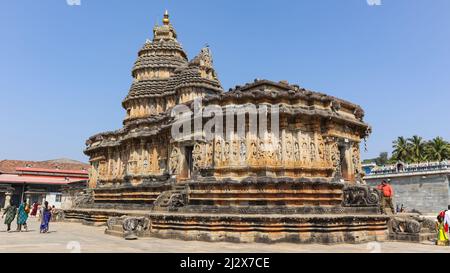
[389,232,435,243]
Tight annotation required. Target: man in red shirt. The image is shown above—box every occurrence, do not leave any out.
[377,179,395,215]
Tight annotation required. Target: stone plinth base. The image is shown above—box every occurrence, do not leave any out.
[389,232,435,243]
[64,208,149,226]
[147,213,389,244]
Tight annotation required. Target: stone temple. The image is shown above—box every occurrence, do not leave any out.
[65,11,397,244]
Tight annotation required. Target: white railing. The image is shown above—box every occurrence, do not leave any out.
[369,161,449,175]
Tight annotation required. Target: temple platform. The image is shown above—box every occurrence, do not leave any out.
[64,208,149,226]
[102,212,389,244]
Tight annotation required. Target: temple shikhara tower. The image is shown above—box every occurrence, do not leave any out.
[65,11,396,243]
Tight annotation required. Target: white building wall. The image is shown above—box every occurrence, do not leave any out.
[45,192,62,209]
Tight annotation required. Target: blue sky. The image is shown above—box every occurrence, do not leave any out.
[0,0,449,163]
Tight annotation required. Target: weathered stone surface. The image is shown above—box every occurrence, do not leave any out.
[387,214,437,242]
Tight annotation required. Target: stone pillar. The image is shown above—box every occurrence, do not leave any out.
[25,193,31,205]
[4,191,12,209]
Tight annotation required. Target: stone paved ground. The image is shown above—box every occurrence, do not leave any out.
[1,218,450,253]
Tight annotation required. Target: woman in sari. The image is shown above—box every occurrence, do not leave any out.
[39,201,52,233]
[436,210,449,246]
[1,201,17,232]
[30,202,38,217]
[16,201,29,232]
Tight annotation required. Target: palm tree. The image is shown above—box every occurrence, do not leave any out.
[392,136,410,162]
[408,135,427,163]
[426,137,450,162]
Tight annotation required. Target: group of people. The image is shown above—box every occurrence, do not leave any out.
[2,200,54,233]
[376,179,450,246]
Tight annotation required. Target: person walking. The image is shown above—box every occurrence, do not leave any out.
[444,205,450,239]
[2,201,17,232]
[16,201,29,232]
[30,202,38,217]
[437,209,450,246]
[377,179,395,215]
[39,201,52,233]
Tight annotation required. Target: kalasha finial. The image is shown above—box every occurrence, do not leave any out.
[163,10,170,25]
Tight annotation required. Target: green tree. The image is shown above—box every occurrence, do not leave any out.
[408,135,427,163]
[426,137,450,162]
[392,136,410,162]
[375,152,389,166]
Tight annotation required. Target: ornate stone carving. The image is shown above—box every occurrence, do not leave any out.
[168,193,186,209]
[301,142,308,162]
[239,140,247,161]
[330,142,340,175]
[318,142,325,161]
[331,100,341,113]
[285,134,293,161]
[294,141,301,161]
[169,147,180,174]
[354,108,365,121]
[205,142,213,167]
[223,141,231,161]
[389,217,421,234]
[250,139,259,161]
[214,139,222,164]
[389,215,436,234]
[122,217,151,240]
[276,140,282,161]
[342,184,380,207]
[310,142,317,162]
[192,143,203,170]
[232,139,239,161]
[352,142,362,177]
[72,190,94,208]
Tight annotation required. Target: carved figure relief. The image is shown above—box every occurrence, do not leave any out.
[192,143,203,170]
[310,142,317,162]
[302,142,308,162]
[285,134,293,161]
[294,141,301,161]
[169,147,181,174]
[206,142,213,167]
[276,140,282,162]
[214,139,222,165]
[240,140,247,161]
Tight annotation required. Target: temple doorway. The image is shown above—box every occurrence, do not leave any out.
[180,145,194,180]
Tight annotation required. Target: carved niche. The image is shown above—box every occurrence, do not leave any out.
[239,140,247,162]
[205,142,213,167]
[169,147,181,174]
[330,141,341,176]
[214,138,222,165]
[192,143,203,171]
